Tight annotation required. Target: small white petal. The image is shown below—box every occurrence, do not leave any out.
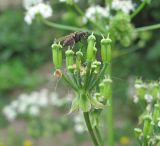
[144,94,153,103]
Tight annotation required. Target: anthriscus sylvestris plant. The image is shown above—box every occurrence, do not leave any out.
[133,80,160,146]
[52,33,112,146]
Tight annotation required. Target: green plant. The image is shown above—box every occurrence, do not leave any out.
[51,33,112,146]
[0,8,52,68]
[23,0,160,145]
[0,60,43,92]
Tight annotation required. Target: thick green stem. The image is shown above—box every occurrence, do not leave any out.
[135,23,160,32]
[95,126,104,146]
[130,1,147,19]
[83,112,99,146]
[106,64,114,146]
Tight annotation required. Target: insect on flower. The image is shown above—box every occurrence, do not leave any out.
[56,32,89,47]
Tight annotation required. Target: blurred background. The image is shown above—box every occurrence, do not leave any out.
[0,0,160,146]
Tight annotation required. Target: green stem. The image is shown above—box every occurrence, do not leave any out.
[83,112,99,146]
[130,1,147,19]
[89,63,108,91]
[43,19,101,35]
[43,19,88,32]
[135,23,160,32]
[84,62,91,90]
[62,73,78,91]
[106,63,114,146]
[105,0,112,10]
[95,126,104,146]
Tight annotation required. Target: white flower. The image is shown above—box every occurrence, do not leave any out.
[2,106,17,122]
[112,0,135,14]
[24,2,53,25]
[83,5,109,23]
[23,0,43,9]
[17,103,28,114]
[134,83,146,89]
[74,124,85,134]
[50,93,62,107]
[144,94,153,103]
[28,106,40,116]
[74,113,83,123]
[38,96,48,107]
[10,100,19,108]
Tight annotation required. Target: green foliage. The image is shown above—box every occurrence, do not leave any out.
[0,60,43,92]
[109,12,136,47]
[0,8,52,68]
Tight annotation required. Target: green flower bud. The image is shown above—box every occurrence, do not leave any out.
[102,76,112,100]
[149,82,159,100]
[76,50,83,70]
[67,65,75,72]
[87,33,96,61]
[51,42,62,69]
[65,49,74,69]
[101,35,112,63]
[92,60,101,73]
[94,93,105,103]
[90,94,105,109]
[143,115,152,137]
[99,82,105,94]
[135,79,147,99]
[134,128,142,139]
[153,104,160,122]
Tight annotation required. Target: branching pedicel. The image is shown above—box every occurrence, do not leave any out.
[51,32,112,146]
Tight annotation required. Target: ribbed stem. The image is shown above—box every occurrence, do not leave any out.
[95,126,104,146]
[130,1,147,19]
[135,23,160,32]
[83,112,99,146]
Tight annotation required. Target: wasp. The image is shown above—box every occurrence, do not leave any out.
[56,32,89,47]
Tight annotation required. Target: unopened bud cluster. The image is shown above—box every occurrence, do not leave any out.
[51,33,112,116]
[133,79,160,111]
[134,103,160,146]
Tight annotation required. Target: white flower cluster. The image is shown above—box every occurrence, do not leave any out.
[2,89,72,122]
[83,0,135,24]
[23,0,43,9]
[83,5,109,23]
[112,0,135,14]
[73,112,86,134]
[24,0,53,25]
